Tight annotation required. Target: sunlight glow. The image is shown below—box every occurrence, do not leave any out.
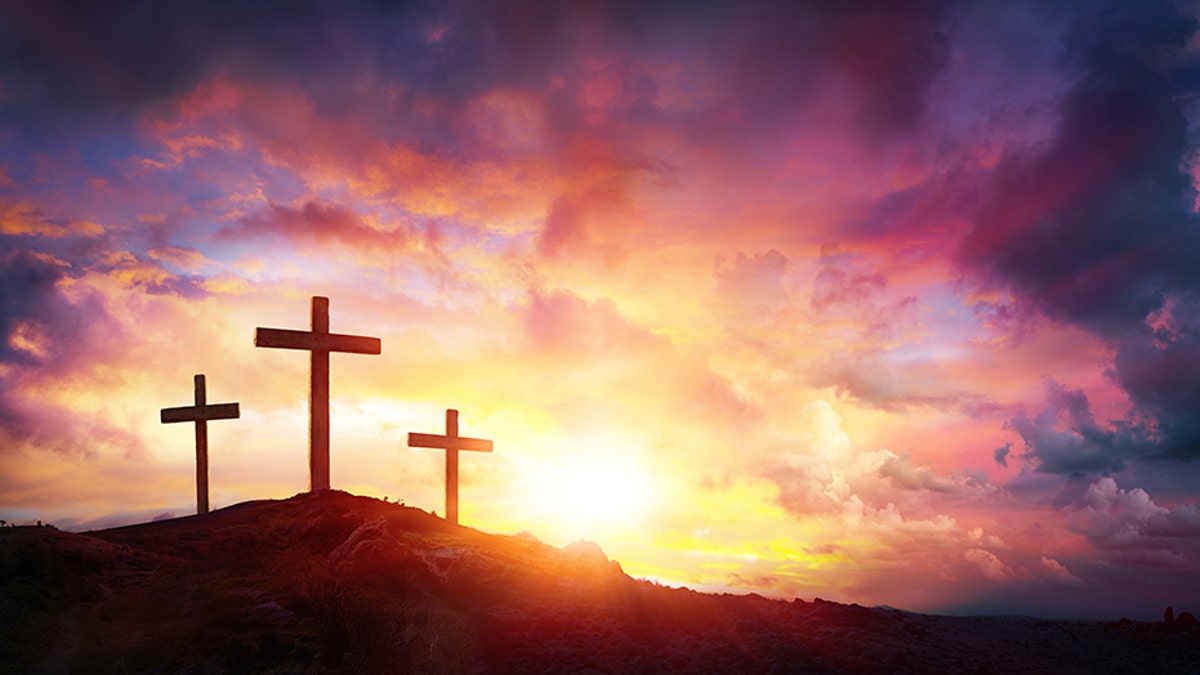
[523,439,655,540]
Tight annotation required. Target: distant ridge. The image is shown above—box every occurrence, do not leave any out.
[3,491,1197,673]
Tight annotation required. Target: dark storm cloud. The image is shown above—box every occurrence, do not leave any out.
[0,241,137,455]
[1111,311,1200,459]
[992,443,1011,468]
[957,1,1200,469]
[443,0,954,156]
[0,246,69,367]
[0,0,525,120]
[711,0,950,144]
[961,58,1196,335]
[1004,381,1151,475]
[0,1,430,105]
[845,167,982,243]
[0,0,454,149]
[1,0,953,146]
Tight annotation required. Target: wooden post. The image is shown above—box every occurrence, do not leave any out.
[310,297,331,491]
[446,409,458,525]
[254,296,381,492]
[160,374,240,514]
[408,408,493,524]
[193,375,208,514]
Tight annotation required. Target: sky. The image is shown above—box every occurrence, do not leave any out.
[2,0,1200,620]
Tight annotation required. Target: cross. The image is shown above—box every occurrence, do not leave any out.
[408,408,493,525]
[254,296,381,492]
[160,374,240,514]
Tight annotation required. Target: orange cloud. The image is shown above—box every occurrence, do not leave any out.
[1,199,104,238]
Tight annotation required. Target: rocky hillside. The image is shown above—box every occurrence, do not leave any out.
[2,491,1198,674]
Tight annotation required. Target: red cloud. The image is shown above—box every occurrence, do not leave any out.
[220,200,419,255]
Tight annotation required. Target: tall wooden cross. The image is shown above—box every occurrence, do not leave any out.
[254,296,381,492]
[408,408,493,525]
[160,374,240,514]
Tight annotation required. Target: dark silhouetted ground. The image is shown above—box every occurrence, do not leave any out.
[2,491,1198,673]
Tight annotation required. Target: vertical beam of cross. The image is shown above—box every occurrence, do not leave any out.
[254,296,381,492]
[160,374,240,514]
[310,297,330,490]
[407,408,493,524]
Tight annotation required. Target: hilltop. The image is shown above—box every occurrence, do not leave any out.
[2,491,1198,674]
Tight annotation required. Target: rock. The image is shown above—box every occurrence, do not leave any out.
[328,516,402,573]
[1176,611,1197,626]
[1165,606,1175,624]
[562,539,608,565]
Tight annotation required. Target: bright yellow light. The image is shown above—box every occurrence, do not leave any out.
[523,441,654,540]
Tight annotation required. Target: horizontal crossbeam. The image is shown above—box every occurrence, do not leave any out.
[407,432,493,453]
[161,403,240,424]
[254,328,381,354]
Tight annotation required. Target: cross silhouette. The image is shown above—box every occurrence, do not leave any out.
[408,408,493,525]
[160,374,240,514]
[254,296,381,491]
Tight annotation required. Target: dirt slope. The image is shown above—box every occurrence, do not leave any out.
[2,491,1197,674]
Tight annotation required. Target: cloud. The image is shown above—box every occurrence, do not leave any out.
[221,200,419,255]
[1001,325,1200,473]
[537,183,626,258]
[146,245,214,274]
[0,401,144,460]
[0,199,104,238]
[810,243,889,314]
[0,1,447,127]
[714,0,950,144]
[0,244,120,370]
[879,452,991,495]
[1111,300,1200,458]
[808,352,973,413]
[844,167,982,244]
[767,400,992,520]
[958,2,1200,470]
[1004,380,1151,475]
[961,60,1197,333]
[1036,557,1085,588]
[1068,477,1200,566]
[803,244,982,413]
[809,242,920,343]
[992,443,1011,468]
[523,286,659,357]
[461,284,758,437]
[0,243,137,456]
[715,249,789,318]
[96,250,209,299]
[964,548,1012,582]
[0,247,68,367]
[964,548,1085,587]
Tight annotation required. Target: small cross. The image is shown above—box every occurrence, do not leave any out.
[254,296,381,492]
[408,409,493,525]
[160,374,240,514]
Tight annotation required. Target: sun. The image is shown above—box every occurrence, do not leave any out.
[522,441,655,541]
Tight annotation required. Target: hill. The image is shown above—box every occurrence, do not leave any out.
[2,490,1198,673]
